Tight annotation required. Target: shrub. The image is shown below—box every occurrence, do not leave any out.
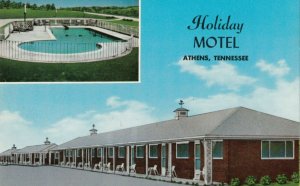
[122,18,133,22]
[260,175,272,185]
[291,172,299,183]
[276,174,288,184]
[230,178,240,186]
[245,176,257,186]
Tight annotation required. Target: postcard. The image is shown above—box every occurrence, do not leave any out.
[0,0,299,186]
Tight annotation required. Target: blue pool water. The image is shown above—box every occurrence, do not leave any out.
[19,28,123,54]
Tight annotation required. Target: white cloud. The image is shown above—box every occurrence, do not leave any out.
[44,97,158,144]
[183,77,300,121]
[256,59,290,77]
[177,60,256,90]
[0,111,40,152]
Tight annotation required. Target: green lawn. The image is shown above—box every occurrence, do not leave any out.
[0,9,115,19]
[0,48,138,82]
[110,19,139,27]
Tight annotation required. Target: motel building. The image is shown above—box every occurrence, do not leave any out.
[11,138,57,166]
[0,144,18,165]
[47,104,299,185]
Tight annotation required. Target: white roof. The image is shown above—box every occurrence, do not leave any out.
[15,144,57,154]
[0,148,18,156]
[53,107,300,150]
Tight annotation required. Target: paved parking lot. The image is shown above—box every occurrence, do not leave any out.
[0,165,180,186]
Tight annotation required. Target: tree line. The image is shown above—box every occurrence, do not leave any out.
[0,0,56,10]
[0,0,139,18]
[62,6,139,18]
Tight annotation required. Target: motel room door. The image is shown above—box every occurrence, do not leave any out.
[194,140,201,180]
[161,144,167,176]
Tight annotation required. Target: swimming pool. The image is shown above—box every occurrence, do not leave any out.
[18,27,123,54]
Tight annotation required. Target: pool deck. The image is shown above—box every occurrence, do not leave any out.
[7,26,132,42]
[7,26,56,42]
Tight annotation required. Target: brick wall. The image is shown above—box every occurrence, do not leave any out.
[225,140,299,183]
[172,142,195,179]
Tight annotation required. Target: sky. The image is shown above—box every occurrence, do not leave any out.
[16,0,138,7]
[0,0,299,152]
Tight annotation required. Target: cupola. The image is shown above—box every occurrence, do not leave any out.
[11,144,17,150]
[44,137,51,145]
[173,100,189,119]
[89,124,98,136]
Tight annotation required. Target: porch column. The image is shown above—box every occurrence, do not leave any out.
[75,150,77,165]
[113,147,115,171]
[58,151,61,164]
[43,153,46,165]
[49,152,51,165]
[86,149,88,163]
[102,147,104,164]
[126,146,130,173]
[40,153,42,165]
[91,148,93,167]
[86,149,88,164]
[105,147,107,164]
[63,150,66,163]
[203,140,213,185]
[81,149,84,164]
[145,144,148,175]
[168,143,172,177]
[68,149,70,163]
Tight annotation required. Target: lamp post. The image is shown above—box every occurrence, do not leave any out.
[24,4,27,23]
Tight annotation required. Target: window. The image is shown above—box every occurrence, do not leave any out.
[97,148,102,158]
[176,142,189,158]
[77,149,81,157]
[261,140,294,159]
[65,150,69,157]
[118,146,125,158]
[213,141,223,159]
[35,153,39,158]
[69,150,73,157]
[108,147,114,158]
[195,143,201,170]
[136,145,144,158]
[149,144,158,158]
[55,152,58,159]
[180,111,186,116]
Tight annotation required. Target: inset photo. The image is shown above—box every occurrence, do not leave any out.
[0,0,139,82]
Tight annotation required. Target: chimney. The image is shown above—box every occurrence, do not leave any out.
[44,137,51,145]
[173,100,189,120]
[89,124,98,136]
[11,144,17,150]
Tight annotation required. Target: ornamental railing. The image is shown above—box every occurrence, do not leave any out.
[0,18,139,40]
